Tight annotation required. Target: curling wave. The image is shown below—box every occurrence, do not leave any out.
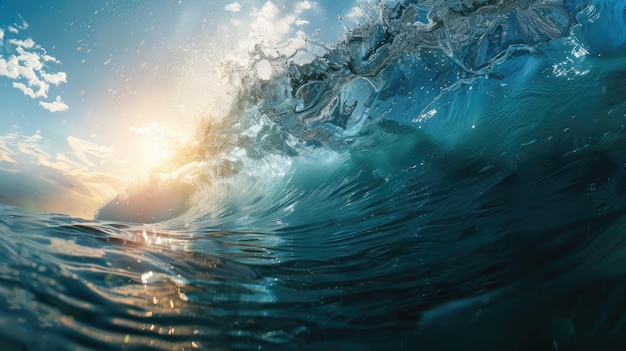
[4,0,626,350]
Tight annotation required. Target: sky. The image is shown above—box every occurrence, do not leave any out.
[0,0,375,218]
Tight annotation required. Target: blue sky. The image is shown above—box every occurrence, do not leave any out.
[0,0,367,217]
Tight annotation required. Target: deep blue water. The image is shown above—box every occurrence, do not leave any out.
[2,0,626,350]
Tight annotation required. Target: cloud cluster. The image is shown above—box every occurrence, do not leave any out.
[0,131,123,219]
[224,2,241,13]
[217,0,314,86]
[67,135,120,167]
[39,95,69,112]
[220,1,313,55]
[0,23,69,112]
[249,1,311,44]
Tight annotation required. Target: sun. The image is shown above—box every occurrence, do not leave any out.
[142,134,175,169]
[127,122,186,179]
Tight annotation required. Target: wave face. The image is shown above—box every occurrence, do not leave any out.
[4,0,626,350]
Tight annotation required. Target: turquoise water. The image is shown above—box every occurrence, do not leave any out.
[2,0,626,350]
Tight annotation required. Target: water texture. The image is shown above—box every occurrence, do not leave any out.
[2,0,626,350]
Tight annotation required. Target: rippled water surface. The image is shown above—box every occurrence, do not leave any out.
[2,0,626,350]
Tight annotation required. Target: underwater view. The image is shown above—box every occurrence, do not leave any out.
[1,0,626,349]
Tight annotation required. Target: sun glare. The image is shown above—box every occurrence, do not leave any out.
[143,136,175,168]
[127,122,186,180]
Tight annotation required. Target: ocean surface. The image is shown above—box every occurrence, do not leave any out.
[2,0,626,350]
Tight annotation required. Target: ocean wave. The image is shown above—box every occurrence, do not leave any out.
[3,0,626,350]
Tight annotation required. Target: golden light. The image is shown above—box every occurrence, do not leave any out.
[127,122,185,179]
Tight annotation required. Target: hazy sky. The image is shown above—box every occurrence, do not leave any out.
[0,0,372,217]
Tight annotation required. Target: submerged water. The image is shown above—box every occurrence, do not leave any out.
[2,0,626,350]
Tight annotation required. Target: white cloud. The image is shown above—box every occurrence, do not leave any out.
[15,132,50,161]
[15,63,37,81]
[0,26,69,111]
[224,2,241,12]
[8,38,35,48]
[41,54,59,63]
[41,71,67,85]
[0,132,123,219]
[0,138,17,164]
[250,1,310,41]
[13,77,48,99]
[0,56,20,79]
[67,136,118,167]
[18,19,28,30]
[245,1,311,58]
[295,1,312,12]
[31,130,43,141]
[16,46,43,71]
[295,19,309,26]
[213,0,314,98]
[39,96,69,112]
[251,2,285,35]
[13,82,39,98]
[4,19,28,35]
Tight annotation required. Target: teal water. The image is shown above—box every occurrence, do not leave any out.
[2,0,626,350]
